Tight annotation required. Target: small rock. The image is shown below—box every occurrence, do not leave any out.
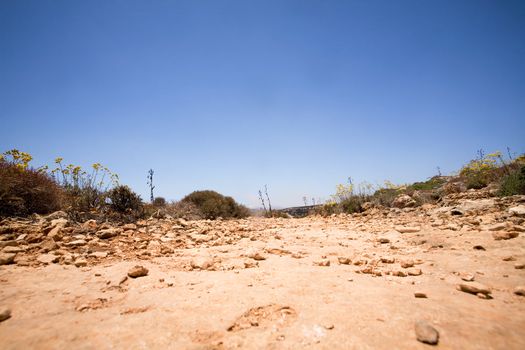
[250,252,267,261]
[473,245,486,251]
[47,225,63,241]
[37,254,59,264]
[460,273,475,282]
[313,259,330,267]
[381,257,395,264]
[74,258,88,267]
[378,237,390,244]
[457,282,491,296]
[191,257,214,270]
[514,286,525,296]
[0,307,12,322]
[337,257,351,265]
[89,251,108,258]
[393,194,417,208]
[67,239,87,247]
[0,253,16,265]
[82,219,98,230]
[395,226,421,233]
[391,270,407,277]
[40,238,59,252]
[414,292,427,298]
[503,256,516,261]
[415,320,439,345]
[514,263,525,270]
[97,228,119,239]
[400,260,415,268]
[407,268,422,276]
[2,246,23,254]
[244,260,258,268]
[488,223,507,231]
[128,265,149,278]
[477,292,491,299]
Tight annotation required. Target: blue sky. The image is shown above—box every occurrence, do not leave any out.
[1,0,524,208]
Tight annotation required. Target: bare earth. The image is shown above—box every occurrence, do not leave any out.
[1,194,525,349]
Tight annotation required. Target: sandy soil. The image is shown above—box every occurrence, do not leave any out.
[1,204,525,349]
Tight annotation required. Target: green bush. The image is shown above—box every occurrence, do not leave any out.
[107,185,143,213]
[180,190,249,219]
[499,165,525,196]
[0,160,63,217]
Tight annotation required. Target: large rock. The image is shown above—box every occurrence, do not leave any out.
[509,205,525,217]
[44,211,68,221]
[128,265,149,278]
[0,307,11,322]
[454,199,495,213]
[392,194,416,208]
[40,238,59,252]
[492,231,519,240]
[457,282,491,295]
[514,286,525,296]
[0,253,16,265]
[415,320,439,345]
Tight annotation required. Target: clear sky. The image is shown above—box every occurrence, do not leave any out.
[1,1,524,208]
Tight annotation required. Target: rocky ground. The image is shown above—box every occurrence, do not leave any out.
[1,191,525,349]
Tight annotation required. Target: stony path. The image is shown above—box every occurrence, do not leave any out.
[1,199,525,349]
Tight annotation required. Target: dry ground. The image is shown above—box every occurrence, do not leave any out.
[1,199,525,349]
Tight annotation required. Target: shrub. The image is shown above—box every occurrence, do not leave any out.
[107,185,143,213]
[370,188,399,207]
[499,165,525,196]
[163,200,204,220]
[407,176,446,192]
[460,151,502,189]
[0,159,63,217]
[180,190,249,219]
[153,197,166,207]
[52,158,118,213]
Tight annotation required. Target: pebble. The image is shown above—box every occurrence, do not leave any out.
[415,320,439,345]
[414,292,427,298]
[514,263,525,270]
[127,265,149,278]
